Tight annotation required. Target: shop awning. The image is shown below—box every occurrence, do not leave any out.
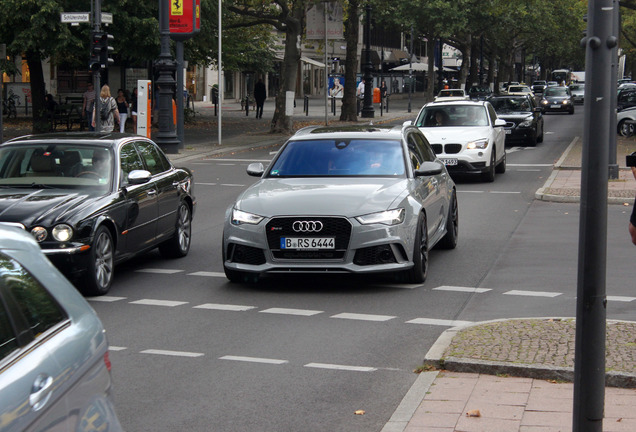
[301,56,326,68]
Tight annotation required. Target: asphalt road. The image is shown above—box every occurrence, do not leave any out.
[88,108,636,431]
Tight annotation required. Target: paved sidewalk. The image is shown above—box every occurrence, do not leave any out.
[381,318,636,432]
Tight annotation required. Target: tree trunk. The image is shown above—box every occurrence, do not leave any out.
[340,0,359,121]
[426,36,435,101]
[269,5,304,134]
[25,52,48,133]
[468,35,479,88]
[458,37,470,89]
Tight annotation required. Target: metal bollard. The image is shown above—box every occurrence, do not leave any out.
[245,96,249,116]
[331,97,336,115]
[304,95,309,116]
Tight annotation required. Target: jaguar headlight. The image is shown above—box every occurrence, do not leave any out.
[231,209,264,225]
[52,224,73,242]
[30,226,47,242]
[356,208,405,226]
[467,139,489,150]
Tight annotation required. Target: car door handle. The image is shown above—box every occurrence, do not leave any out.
[30,374,54,411]
[147,189,157,196]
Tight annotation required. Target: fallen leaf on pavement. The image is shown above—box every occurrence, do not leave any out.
[466,409,481,417]
[354,410,365,415]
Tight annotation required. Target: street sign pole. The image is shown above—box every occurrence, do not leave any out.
[573,0,615,430]
[93,0,102,132]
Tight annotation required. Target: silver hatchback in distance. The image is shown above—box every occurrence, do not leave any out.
[0,225,123,432]
[223,125,458,284]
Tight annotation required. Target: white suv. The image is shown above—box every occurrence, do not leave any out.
[409,100,507,182]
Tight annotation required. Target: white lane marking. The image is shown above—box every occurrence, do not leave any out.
[217,163,236,166]
[220,183,246,187]
[194,303,256,311]
[489,191,521,194]
[607,296,636,302]
[188,271,226,277]
[504,290,562,298]
[433,286,492,293]
[130,299,189,307]
[331,313,395,322]
[516,169,542,172]
[219,355,288,365]
[458,190,484,193]
[507,163,554,167]
[109,346,127,351]
[260,308,323,316]
[141,349,204,358]
[406,318,473,327]
[87,295,127,302]
[304,363,377,372]
[195,182,218,186]
[135,268,183,274]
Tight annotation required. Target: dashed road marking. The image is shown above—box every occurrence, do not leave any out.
[304,363,376,372]
[331,313,395,322]
[219,355,288,365]
[607,296,636,302]
[433,286,491,293]
[188,271,226,277]
[507,163,553,167]
[194,303,256,311]
[141,349,204,358]
[220,183,246,187]
[130,299,189,307]
[260,308,323,316]
[87,295,127,302]
[406,318,473,327]
[136,268,183,274]
[195,182,218,186]
[504,290,562,298]
[109,346,127,351]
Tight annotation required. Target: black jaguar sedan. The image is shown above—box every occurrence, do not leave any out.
[0,133,195,295]
[489,95,544,146]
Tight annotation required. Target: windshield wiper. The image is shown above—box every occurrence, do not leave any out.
[30,183,57,189]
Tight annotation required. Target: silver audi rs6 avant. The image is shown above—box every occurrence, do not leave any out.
[222,125,458,284]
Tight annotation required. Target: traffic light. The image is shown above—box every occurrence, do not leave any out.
[89,32,103,71]
[99,32,114,67]
[89,31,114,70]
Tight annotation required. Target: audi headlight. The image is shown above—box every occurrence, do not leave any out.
[52,224,73,242]
[467,139,489,150]
[356,208,404,226]
[231,208,264,225]
[31,226,47,242]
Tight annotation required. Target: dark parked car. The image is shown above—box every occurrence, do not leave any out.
[0,133,195,295]
[467,86,493,100]
[540,86,574,114]
[489,95,544,146]
[0,225,123,431]
[531,80,547,94]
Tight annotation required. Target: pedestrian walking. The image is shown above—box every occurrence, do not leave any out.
[254,79,266,119]
[82,82,96,131]
[116,89,129,133]
[92,85,120,133]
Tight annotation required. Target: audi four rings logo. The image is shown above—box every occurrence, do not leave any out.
[292,221,323,232]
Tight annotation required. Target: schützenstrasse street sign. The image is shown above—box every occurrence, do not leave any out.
[60,12,90,23]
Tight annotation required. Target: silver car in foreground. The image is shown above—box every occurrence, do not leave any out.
[223,125,458,284]
[0,225,123,432]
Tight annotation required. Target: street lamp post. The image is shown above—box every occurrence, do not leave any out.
[360,4,374,118]
[155,0,180,154]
